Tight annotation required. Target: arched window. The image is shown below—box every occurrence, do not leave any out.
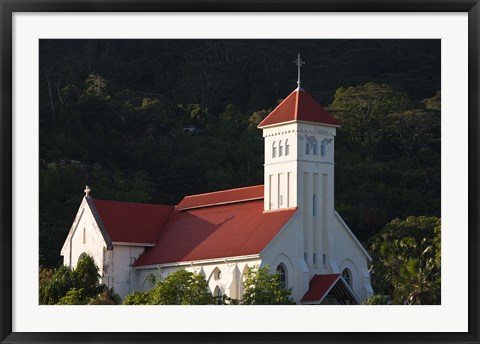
[342,268,352,287]
[306,142,310,155]
[213,268,222,281]
[213,286,222,305]
[313,142,318,155]
[276,263,287,289]
[285,139,290,156]
[272,142,277,158]
[321,141,326,157]
[279,140,283,156]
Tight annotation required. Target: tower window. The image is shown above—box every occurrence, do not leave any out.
[313,142,318,155]
[304,252,308,263]
[285,139,290,156]
[83,228,86,244]
[312,194,317,216]
[321,141,326,156]
[272,142,277,158]
[276,263,287,289]
[313,253,317,265]
[279,140,283,156]
[306,143,310,155]
[323,254,327,265]
[342,268,352,287]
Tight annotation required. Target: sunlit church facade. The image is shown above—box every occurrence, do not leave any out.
[61,66,374,304]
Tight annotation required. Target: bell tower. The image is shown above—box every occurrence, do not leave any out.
[258,55,340,270]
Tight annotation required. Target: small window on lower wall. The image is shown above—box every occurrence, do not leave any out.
[276,263,287,289]
[214,286,222,305]
[342,268,352,287]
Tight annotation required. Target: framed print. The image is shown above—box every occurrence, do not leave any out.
[1,1,479,343]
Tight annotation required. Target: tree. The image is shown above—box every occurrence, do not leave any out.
[123,269,213,305]
[423,90,441,111]
[84,73,108,98]
[362,295,389,305]
[240,266,295,305]
[328,82,413,159]
[39,253,121,305]
[368,216,441,305]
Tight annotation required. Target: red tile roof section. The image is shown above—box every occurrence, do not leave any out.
[177,185,264,210]
[92,199,174,244]
[301,274,341,302]
[134,200,297,266]
[258,88,339,128]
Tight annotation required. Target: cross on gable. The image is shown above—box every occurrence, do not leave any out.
[293,53,305,87]
[84,185,91,198]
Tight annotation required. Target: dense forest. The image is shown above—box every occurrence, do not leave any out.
[39,39,441,303]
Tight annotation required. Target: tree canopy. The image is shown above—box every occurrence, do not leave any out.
[368,216,441,305]
[239,266,295,305]
[39,254,121,305]
[123,270,213,305]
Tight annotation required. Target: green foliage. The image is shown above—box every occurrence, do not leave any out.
[369,216,441,304]
[330,82,412,159]
[39,265,77,305]
[241,266,295,305]
[58,288,88,305]
[74,253,100,289]
[123,270,213,305]
[39,254,121,305]
[423,90,441,111]
[39,40,440,270]
[362,295,389,305]
[84,73,108,98]
[123,291,152,305]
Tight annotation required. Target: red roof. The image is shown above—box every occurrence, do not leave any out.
[301,274,340,302]
[134,199,297,266]
[92,199,174,244]
[177,185,264,210]
[258,88,339,128]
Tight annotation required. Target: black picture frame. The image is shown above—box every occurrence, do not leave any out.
[1,1,478,343]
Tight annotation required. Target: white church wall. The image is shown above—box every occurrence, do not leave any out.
[61,199,107,278]
[295,122,337,273]
[332,212,373,302]
[111,245,145,299]
[260,213,310,303]
[132,257,262,301]
[263,123,298,210]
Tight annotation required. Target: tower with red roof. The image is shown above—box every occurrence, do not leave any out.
[258,84,340,276]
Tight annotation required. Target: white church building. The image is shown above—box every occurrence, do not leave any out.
[61,66,374,304]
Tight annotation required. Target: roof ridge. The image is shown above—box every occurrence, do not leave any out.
[182,184,263,199]
[92,198,173,208]
[294,88,300,120]
[177,196,263,211]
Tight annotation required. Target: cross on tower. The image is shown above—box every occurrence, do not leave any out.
[293,53,305,88]
[84,185,91,198]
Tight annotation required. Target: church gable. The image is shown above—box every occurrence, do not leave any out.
[60,196,111,269]
[300,274,360,305]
